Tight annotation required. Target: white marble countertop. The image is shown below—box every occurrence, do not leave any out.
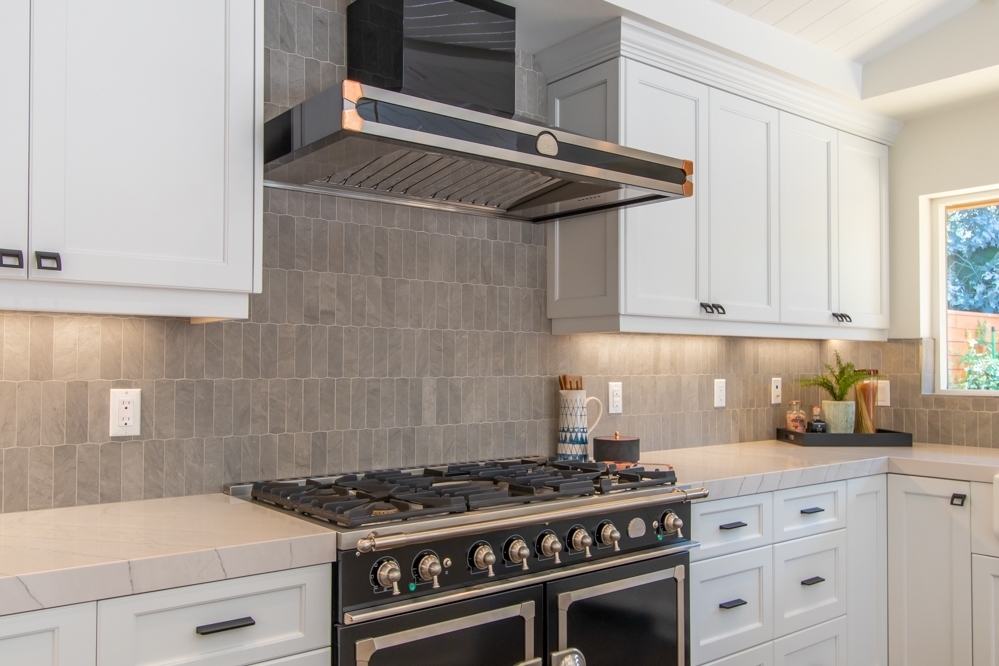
[0,494,336,617]
[641,441,999,501]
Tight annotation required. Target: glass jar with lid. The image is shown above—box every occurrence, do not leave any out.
[786,400,807,433]
[856,370,879,434]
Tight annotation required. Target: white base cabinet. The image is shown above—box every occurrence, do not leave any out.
[0,603,96,666]
[846,475,888,666]
[887,474,972,666]
[703,643,773,666]
[973,555,999,666]
[254,648,332,666]
[773,616,847,666]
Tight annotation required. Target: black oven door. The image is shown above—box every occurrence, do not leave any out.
[545,551,689,666]
[336,585,544,666]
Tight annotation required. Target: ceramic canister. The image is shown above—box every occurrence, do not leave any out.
[592,431,640,463]
[557,390,603,461]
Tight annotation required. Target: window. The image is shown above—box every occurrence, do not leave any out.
[933,189,999,392]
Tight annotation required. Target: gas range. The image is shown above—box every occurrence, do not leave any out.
[227,456,707,666]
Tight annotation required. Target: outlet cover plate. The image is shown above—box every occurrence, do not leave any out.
[110,388,141,437]
[771,378,782,405]
[608,382,623,414]
[877,380,890,406]
[714,379,726,408]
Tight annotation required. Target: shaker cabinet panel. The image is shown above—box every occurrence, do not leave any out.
[973,554,999,666]
[708,90,780,323]
[837,133,889,330]
[0,602,97,666]
[778,113,838,326]
[845,475,888,666]
[29,0,260,293]
[0,0,30,281]
[620,61,709,320]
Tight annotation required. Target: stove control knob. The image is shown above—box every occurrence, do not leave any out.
[472,544,496,577]
[417,554,442,589]
[662,511,684,538]
[507,538,531,571]
[540,532,563,563]
[599,523,621,552]
[376,559,402,596]
[568,528,593,558]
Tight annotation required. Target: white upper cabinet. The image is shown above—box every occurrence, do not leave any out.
[0,0,30,281]
[837,134,889,330]
[29,0,260,293]
[779,113,838,327]
[620,61,709,320]
[708,90,780,323]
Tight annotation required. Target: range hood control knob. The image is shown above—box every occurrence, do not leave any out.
[599,523,621,551]
[376,559,402,596]
[662,512,684,538]
[540,533,563,563]
[569,528,593,558]
[507,538,531,571]
[472,544,496,577]
[417,554,442,588]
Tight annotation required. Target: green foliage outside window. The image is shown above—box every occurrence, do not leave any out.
[955,321,999,390]
[948,203,999,313]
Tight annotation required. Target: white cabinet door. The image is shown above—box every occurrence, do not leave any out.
[837,133,889,330]
[252,648,332,666]
[0,603,96,666]
[973,555,999,666]
[29,0,260,292]
[690,493,773,562]
[708,89,780,323]
[772,530,846,639]
[703,642,774,666]
[846,475,888,666]
[0,0,30,281]
[887,474,972,666]
[620,60,709,319]
[773,617,846,666]
[779,113,837,326]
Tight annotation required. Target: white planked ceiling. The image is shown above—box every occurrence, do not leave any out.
[710,0,980,63]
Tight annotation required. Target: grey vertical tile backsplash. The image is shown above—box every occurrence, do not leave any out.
[2,1,996,513]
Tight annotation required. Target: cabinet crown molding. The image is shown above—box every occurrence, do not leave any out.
[536,18,903,146]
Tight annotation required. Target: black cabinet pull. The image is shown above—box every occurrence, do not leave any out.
[719,599,747,610]
[842,314,853,323]
[951,494,967,507]
[195,616,256,636]
[700,303,716,314]
[0,249,24,269]
[800,506,825,515]
[712,304,727,315]
[719,521,748,530]
[832,313,844,322]
[35,251,62,271]
[801,576,826,586]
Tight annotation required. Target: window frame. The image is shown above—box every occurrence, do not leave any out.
[930,187,999,395]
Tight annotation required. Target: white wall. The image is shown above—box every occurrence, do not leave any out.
[889,93,999,338]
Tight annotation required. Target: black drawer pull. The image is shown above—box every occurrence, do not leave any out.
[719,521,748,530]
[801,576,825,586]
[719,599,747,610]
[0,249,24,269]
[842,314,853,322]
[700,303,716,314]
[832,313,844,322]
[196,616,256,636]
[712,304,727,315]
[35,251,62,271]
[951,494,967,506]
[800,507,825,515]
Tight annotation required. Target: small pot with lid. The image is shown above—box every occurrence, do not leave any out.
[592,431,640,463]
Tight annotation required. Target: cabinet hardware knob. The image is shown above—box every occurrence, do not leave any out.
[700,303,715,314]
[195,616,255,635]
[951,493,967,507]
[35,251,62,271]
[719,521,747,530]
[711,304,726,315]
[0,249,24,269]
[842,313,853,322]
[719,598,747,610]
[832,313,843,322]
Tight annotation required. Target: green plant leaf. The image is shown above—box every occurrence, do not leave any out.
[798,351,869,401]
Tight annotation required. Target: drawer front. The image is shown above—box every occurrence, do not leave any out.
[98,565,332,666]
[691,546,774,666]
[692,494,773,562]
[0,603,96,666]
[773,482,845,542]
[773,616,846,666]
[773,530,846,637]
[702,642,774,666]
[254,648,332,665]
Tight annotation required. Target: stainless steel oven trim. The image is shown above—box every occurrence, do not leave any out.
[354,488,709,553]
[354,600,536,666]
[343,542,697,625]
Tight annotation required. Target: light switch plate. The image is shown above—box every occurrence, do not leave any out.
[608,382,623,414]
[771,378,782,405]
[110,388,141,437]
[877,380,891,406]
[714,379,726,408]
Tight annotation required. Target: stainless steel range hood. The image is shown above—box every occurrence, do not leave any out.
[263,80,693,223]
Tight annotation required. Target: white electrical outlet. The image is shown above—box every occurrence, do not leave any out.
[877,380,891,406]
[714,379,726,408]
[110,389,141,437]
[771,378,782,405]
[608,382,623,414]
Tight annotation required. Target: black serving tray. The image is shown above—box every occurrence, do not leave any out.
[776,428,913,447]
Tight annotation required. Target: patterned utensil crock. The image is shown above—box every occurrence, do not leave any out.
[557,390,603,461]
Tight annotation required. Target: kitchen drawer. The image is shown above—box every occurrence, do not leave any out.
[702,642,774,666]
[773,616,846,666]
[690,546,774,666]
[691,494,773,562]
[0,602,96,666]
[773,482,845,542]
[253,648,332,665]
[773,530,846,637]
[98,564,332,666]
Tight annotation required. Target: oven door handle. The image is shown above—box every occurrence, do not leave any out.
[550,648,586,665]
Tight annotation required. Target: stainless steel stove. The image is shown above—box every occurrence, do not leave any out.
[227,456,707,666]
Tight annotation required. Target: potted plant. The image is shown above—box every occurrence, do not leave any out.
[798,351,869,434]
